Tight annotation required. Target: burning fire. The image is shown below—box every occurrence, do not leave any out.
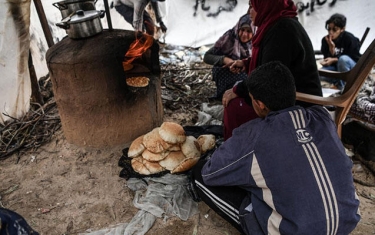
[123,33,154,71]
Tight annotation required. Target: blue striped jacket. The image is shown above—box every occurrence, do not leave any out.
[202,105,360,235]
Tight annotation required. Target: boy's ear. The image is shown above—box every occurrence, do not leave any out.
[254,99,270,116]
[254,99,266,110]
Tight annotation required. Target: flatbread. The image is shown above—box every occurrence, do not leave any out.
[143,128,171,153]
[167,144,181,152]
[159,151,186,171]
[128,135,145,158]
[131,157,150,175]
[142,149,169,162]
[171,157,200,174]
[131,156,165,175]
[197,134,216,154]
[181,136,201,159]
[126,76,149,87]
[143,159,165,174]
[158,122,186,144]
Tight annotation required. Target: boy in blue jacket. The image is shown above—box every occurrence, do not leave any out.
[192,61,360,235]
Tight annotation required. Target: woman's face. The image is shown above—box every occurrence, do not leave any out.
[326,23,344,40]
[249,2,257,24]
[239,27,253,43]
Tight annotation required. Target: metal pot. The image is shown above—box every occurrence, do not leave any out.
[56,10,105,39]
[53,0,97,19]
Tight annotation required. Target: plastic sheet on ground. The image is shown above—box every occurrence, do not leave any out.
[195,103,224,126]
[80,174,198,235]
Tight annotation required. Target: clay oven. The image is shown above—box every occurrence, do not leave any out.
[46,29,163,147]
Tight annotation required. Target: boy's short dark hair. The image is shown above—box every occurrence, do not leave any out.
[326,13,346,29]
[245,61,296,111]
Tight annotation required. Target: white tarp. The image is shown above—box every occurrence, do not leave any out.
[0,0,32,124]
[1,0,375,124]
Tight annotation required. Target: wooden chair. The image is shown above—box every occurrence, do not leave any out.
[296,38,375,137]
[360,27,371,49]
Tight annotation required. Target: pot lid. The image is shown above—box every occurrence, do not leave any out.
[53,0,96,10]
[55,0,95,5]
[69,10,101,23]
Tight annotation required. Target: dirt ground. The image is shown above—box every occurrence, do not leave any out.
[0,127,242,235]
[1,54,375,235]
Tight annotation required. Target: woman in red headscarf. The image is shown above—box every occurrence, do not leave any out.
[221,0,322,140]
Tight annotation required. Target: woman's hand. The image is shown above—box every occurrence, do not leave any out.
[223,57,234,66]
[223,60,244,74]
[222,88,238,107]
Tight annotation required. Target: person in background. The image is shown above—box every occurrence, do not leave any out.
[221,0,322,140]
[320,13,361,90]
[203,13,254,101]
[192,61,361,235]
[113,0,167,36]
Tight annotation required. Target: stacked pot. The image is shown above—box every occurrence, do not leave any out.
[53,0,105,39]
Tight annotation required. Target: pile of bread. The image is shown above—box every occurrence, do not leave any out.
[128,122,216,175]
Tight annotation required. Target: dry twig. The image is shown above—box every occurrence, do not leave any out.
[0,77,61,161]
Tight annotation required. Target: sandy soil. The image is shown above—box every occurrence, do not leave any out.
[0,126,240,235]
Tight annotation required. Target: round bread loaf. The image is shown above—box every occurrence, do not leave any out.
[143,159,165,174]
[158,122,186,144]
[142,149,169,162]
[159,151,186,171]
[181,136,201,159]
[128,135,145,158]
[197,134,216,154]
[143,128,171,153]
[131,157,150,175]
[171,157,200,174]
[131,156,165,175]
[167,144,181,152]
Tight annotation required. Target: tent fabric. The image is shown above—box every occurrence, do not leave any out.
[0,0,31,124]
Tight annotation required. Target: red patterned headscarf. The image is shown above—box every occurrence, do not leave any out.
[249,0,297,71]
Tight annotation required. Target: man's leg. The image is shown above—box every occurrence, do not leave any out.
[320,64,345,90]
[336,55,356,89]
[143,11,155,35]
[337,55,356,72]
[191,160,247,234]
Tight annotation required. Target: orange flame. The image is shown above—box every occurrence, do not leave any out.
[123,33,154,71]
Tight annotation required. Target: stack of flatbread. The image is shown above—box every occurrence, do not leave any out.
[128,122,216,175]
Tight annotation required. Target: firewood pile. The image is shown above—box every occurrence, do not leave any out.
[160,63,216,125]
[0,75,61,161]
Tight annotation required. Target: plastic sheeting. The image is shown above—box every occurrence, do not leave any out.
[0,0,32,124]
[80,174,198,235]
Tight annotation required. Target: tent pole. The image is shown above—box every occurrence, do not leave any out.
[33,0,54,48]
[103,0,113,31]
[29,50,44,105]
[30,0,51,106]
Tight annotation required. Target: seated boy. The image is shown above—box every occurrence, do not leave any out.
[192,61,361,234]
[320,13,361,90]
